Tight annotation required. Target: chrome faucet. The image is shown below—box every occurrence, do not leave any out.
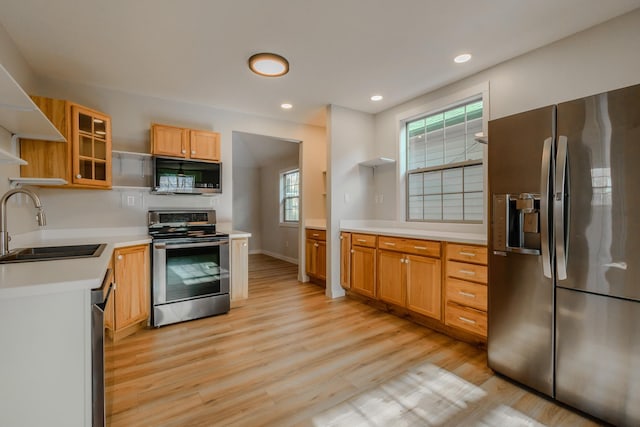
[0,188,46,257]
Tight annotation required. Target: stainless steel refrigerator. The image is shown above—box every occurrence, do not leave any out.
[488,83,640,426]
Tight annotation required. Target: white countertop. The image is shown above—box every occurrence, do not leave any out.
[0,228,151,299]
[339,220,487,245]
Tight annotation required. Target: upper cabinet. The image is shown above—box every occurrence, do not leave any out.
[151,123,220,162]
[0,64,65,141]
[20,96,112,189]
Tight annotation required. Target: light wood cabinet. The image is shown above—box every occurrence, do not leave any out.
[103,256,115,330]
[231,237,249,305]
[406,254,442,319]
[151,123,220,161]
[106,244,150,341]
[377,238,442,320]
[20,96,112,188]
[350,234,377,298]
[444,242,488,338]
[305,228,326,284]
[339,232,351,289]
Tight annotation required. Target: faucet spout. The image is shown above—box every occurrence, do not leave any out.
[0,188,46,257]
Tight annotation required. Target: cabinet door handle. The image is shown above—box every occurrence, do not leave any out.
[350,249,355,254]
[458,316,477,325]
[181,149,187,154]
[383,242,396,246]
[414,246,427,250]
[339,236,343,240]
[458,291,476,298]
[242,242,247,247]
[400,258,405,264]
[76,174,82,179]
[117,255,123,260]
[459,269,476,276]
[459,251,476,257]
[191,150,196,155]
[314,243,319,248]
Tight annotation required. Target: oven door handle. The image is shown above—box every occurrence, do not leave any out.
[155,240,229,250]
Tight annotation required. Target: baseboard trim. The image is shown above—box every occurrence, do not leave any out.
[249,249,298,265]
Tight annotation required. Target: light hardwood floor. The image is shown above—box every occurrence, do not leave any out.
[106,254,602,426]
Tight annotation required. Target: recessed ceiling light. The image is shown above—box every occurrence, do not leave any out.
[370,95,383,101]
[248,53,289,77]
[281,103,293,109]
[454,53,472,64]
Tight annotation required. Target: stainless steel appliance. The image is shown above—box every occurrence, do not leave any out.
[92,269,114,427]
[149,209,230,327]
[488,83,640,426]
[153,156,222,194]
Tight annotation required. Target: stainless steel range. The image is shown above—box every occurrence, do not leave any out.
[148,209,230,327]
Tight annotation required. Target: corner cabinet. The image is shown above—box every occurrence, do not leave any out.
[105,244,150,341]
[151,123,220,161]
[231,237,249,305]
[20,96,112,188]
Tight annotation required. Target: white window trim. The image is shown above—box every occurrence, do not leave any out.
[279,167,300,226]
[395,81,490,228]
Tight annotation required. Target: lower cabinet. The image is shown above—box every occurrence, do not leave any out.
[105,244,150,341]
[305,228,326,284]
[341,231,487,342]
[340,232,351,289]
[231,237,249,305]
[350,234,377,298]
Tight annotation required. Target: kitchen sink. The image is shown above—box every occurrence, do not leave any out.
[0,243,107,264]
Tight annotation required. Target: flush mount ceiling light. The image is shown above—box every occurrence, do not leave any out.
[281,103,293,109]
[248,53,289,77]
[454,53,472,64]
[370,95,383,101]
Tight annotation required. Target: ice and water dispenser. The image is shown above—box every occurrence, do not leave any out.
[493,193,542,255]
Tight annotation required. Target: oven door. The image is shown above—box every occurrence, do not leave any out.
[153,239,230,305]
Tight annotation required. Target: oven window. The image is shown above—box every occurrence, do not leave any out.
[165,246,225,302]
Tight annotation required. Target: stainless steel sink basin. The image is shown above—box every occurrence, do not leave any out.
[0,243,107,264]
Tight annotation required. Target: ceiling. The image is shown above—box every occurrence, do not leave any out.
[1,1,639,127]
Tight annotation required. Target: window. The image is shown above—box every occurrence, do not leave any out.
[281,169,300,223]
[406,98,484,222]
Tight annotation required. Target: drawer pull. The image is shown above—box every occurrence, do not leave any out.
[459,269,476,276]
[459,251,476,257]
[313,233,319,237]
[384,242,396,246]
[314,243,319,248]
[458,316,477,325]
[350,250,355,254]
[357,239,367,243]
[339,236,343,240]
[458,291,476,298]
[414,246,427,250]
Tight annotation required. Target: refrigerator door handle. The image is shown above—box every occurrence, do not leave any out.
[540,137,553,278]
[555,135,569,280]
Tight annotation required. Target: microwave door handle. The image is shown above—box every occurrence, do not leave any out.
[540,137,553,279]
[555,135,569,280]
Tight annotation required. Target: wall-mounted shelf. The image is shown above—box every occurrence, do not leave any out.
[9,177,68,187]
[112,150,152,158]
[112,149,153,188]
[112,186,152,191]
[0,64,65,141]
[0,146,27,165]
[358,157,395,167]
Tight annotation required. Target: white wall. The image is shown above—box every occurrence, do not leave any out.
[373,9,640,223]
[232,165,262,251]
[259,151,300,263]
[326,105,376,297]
[20,77,326,231]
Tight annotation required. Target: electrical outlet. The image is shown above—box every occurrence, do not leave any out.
[127,195,136,206]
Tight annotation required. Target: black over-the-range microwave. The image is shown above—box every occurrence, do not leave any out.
[152,156,222,194]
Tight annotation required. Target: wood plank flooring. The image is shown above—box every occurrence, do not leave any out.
[105,254,602,426]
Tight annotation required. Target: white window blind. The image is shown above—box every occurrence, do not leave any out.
[406,99,483,222]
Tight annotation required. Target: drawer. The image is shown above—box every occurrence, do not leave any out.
[447,243,487,265]
[446,278,487,311]
[378,236,440,258]
[352,233,377,248]
[306,229,326,241]
[445,302,487,337]
[446,260,487,284]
